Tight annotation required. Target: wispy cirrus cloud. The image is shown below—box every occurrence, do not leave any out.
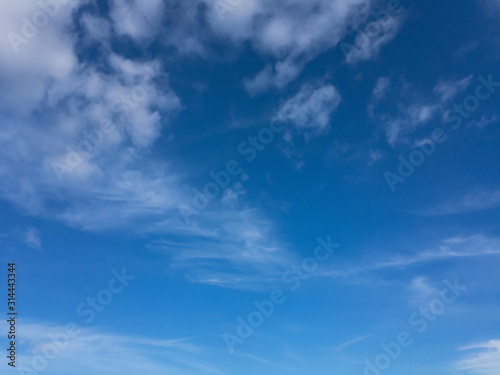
[321,234,500,281]
[2,321,220,375]
[456,340,500,375]
[148,207,298,290]
[415,190,500,216]
[334,335,372,351]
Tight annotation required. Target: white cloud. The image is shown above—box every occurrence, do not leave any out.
[334,335,372,351]
[3,321,220,375]
[276,83,342,133]
[148,207,299,290]
[0,1,296,292]
[368,76,390,117]
[416,190,500,216]
[0,1,83,113]
[208,0,371,56]
[370,74,477,145]
[408,276,439,305]
[80,13,111,42]
[344,14,402,64]
[468,115,498,128]
[433,75,474,102]
[211,0,375,94]
[81,1,208,57]
[109,0,165,41]
[368,148,383,165]
[371,77,390,102]
[0,56,182,222]
[383,103,441,145]
[79,0,405,95]
[322,234,500,281]
[24,227,41,250]
[243,60,303,95]
[367,234,500,269]
[456,340,500,375]
[0,2,183,228]
[72,0,407,96]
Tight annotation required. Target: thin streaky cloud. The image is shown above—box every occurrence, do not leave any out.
[321,234,500,280]
[456,340,500,375]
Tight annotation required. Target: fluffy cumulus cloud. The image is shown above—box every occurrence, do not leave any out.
[208,0,371,53]
[0,1,83,111]
[211,0,378,94]
[0,1,183,226]
[72,0,406,95]
[109,0,166,41]
[84,0,202,52]
[0,1,297,289]
[2,1,480,294]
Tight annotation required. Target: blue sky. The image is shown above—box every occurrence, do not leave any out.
[0,0,500,374]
